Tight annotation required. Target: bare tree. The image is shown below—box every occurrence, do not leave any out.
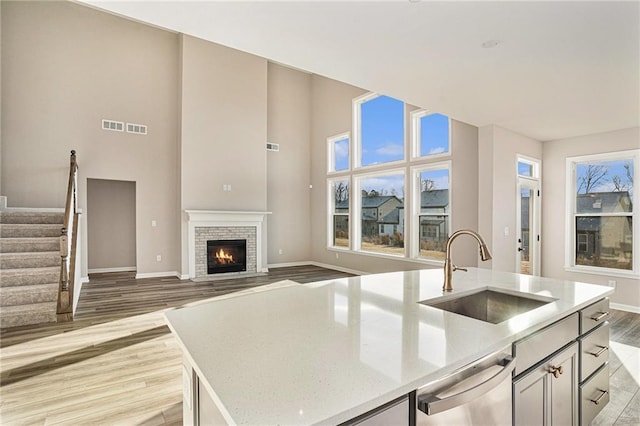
[577,165,607,194]
[421,179,435,192]
[334,182,349,203]
[611,162,633,192]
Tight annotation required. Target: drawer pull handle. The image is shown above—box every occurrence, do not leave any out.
[549,365,563,378]
[590,311,609,322]
[590,389,608,405]
[588,345,609,358]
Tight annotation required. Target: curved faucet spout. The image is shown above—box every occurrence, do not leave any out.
[443,229,492,292]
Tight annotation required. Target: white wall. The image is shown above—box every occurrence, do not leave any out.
[542,127,639,310]
[1,0,180,278]
[478,125,543,272]
[266,63,312,264]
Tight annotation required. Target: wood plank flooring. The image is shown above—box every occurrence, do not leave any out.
[1,266,638,425]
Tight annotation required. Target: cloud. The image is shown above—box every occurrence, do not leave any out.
[375,143,404,157]
[334,140,349,159]
[428,146,446,155]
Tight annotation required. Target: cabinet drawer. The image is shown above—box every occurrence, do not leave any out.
[580,298,610,334]
[580,363,609,426]
[513,313,579,376]
[579,322,610,382]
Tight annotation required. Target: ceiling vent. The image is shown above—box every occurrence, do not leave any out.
[126,123,147,135]
[102,119,124,132]
[266,142,279,152]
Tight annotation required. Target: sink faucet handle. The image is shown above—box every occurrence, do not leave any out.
[452,264,468,272]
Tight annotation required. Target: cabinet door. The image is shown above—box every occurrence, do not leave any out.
[513,342,578,426]
[549,342,578,426]
[513,363,547,425]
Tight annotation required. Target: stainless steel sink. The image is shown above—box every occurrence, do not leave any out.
[419,288,556,324]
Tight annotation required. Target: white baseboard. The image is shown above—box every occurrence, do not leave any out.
[268,261,366,276]
[135,271,181,279]
[610,302,640,314]
[80,276,90,284]
[88,266,136,274]
[178,274,190,280]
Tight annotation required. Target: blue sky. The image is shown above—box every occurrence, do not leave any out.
[332,95,450,169]
[576,160,634,194]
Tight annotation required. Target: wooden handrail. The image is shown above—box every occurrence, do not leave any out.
[57,150,78,322]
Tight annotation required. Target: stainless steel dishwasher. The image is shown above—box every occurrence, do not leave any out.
[416,348,515,426]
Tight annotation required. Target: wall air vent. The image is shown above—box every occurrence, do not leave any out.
[126,123,147,135]
[102,119,124,132]
[266,143,279,152]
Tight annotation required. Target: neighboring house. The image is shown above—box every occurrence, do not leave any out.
[575,191,633,260]
[379,206,404,236]
[336,195,403,238]
[420,189,449,243]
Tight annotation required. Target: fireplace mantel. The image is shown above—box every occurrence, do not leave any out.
[185,210,271,280]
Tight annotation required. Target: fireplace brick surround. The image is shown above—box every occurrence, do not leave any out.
[185,210,270,280]
[195,226,256,277]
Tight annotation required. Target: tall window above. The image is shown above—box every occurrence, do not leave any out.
[412,111,450,158]
[566,150,638,276]
[328,133,350,173]
[414,164,450,260]
[355,94,405,167]
[329,179,350,248]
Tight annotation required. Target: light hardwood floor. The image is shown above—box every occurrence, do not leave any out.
[1,266,638,425]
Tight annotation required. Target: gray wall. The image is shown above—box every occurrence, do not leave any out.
[1,0,180,278]
[87,179,136,271]
[267,63,312,264]
[179,34,268,274]
[542,127,639,309]
[478,125,543,272]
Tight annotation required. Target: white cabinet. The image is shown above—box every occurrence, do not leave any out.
[513,342,579,426]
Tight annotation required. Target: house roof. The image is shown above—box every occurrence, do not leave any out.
[421,189,449,209]
[336,195,402,209]
[576,191,633,214]
[378,207,403,224]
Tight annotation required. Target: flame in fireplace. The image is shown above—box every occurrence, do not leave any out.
[215,249,235,264]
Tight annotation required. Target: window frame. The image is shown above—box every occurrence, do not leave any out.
[327,177,352,251]
[410,109,451,160]
[327,132,351,174]
[353,92,406,171]
[410,161,452,262]
[353,168,407,256]
[564,149,639,278]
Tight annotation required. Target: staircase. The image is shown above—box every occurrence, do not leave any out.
[0,210,63,328]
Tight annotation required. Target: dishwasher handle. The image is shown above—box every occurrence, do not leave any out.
[417,355,516,416]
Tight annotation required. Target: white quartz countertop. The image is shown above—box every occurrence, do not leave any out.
[164,268,613,425]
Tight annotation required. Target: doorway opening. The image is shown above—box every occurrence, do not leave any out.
[87,179,136,274]
[516,157,541,276]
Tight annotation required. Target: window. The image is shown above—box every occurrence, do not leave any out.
[566,150,638,276]
[354,94,405,168]
[356,172,405,255]
[517,156,539,178]
[328,133,350,173]
[328,178,350,248]
[326,92,453,263]
[412,111,450,158]
[414,164,450,260]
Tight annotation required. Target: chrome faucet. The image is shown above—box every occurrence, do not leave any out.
[443,229,492,292]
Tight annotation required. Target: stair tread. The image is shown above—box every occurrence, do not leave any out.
[2,282,58,291]
[1,266,59,274]
[1,301,57,313]
[1,237,59,241]
[1,251,59,257]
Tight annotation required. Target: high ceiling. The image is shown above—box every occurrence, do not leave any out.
[79,0,639,141]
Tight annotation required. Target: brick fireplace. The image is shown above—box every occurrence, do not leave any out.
[185,210,270,280]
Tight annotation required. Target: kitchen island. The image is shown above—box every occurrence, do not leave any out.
[165,268,613,425]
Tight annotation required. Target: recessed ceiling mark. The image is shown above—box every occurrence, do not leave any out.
[481,40,501,49]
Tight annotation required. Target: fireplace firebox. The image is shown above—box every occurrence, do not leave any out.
[207,239,247,274]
